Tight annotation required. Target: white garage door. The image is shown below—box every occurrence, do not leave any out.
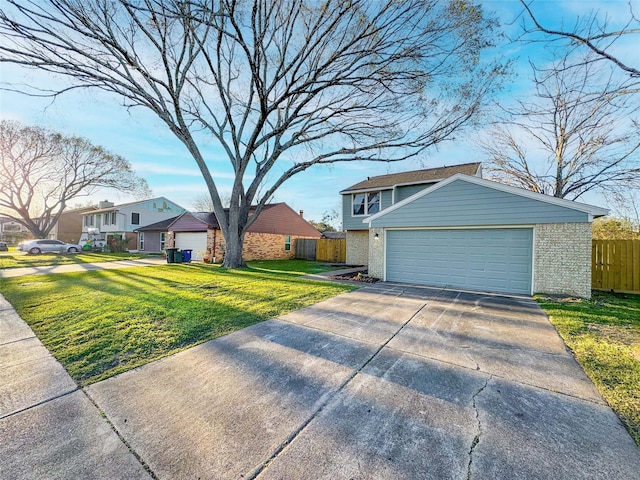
[386,228,533,295]
[175,232,207,261]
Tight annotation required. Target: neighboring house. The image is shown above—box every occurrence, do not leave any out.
[362,173,608,298]
[0,217,30,244]
[48,206,97,243]
[322,231,346,240]
[167,202,322,261]
[134,216,180,254]
[341,162,482,265]
[80,197,186,250]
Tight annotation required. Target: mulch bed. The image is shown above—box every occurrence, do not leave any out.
[330,270,379,283]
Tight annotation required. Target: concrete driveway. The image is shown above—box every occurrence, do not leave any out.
[2,283,639,479]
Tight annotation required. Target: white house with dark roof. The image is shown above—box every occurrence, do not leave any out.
[80,197,185,250]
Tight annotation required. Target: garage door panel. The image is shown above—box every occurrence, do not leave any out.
[386,228,532,295]
[175,232,207,261]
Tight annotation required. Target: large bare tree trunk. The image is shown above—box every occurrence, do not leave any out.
[0,1,506,265]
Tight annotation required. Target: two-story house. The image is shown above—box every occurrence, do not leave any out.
[0,216,31,244]
[80,197,185,251]
[340,162,608,298]
[341,163,482,265]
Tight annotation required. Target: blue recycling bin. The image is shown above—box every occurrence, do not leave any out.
[182,249,193,263]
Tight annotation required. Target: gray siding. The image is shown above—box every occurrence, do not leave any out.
[140,232,163,253]
[371,179,589,228]
[395,184,430,202]
[342,189,393,230]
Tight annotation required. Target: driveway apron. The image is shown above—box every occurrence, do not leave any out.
[83,283,640,479]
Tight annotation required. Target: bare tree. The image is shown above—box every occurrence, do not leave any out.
[481,51,640,200]
[0,0,505,267]
[0,120,150,238]
[519,0,639,78]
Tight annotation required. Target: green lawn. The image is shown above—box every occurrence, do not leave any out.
[0,261,354,385]
[537,291,640,447]
[0,251,145,269]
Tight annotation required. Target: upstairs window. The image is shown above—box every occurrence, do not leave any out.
[111,211,117,224]
[131,212,140,225]
[352,191,380,216]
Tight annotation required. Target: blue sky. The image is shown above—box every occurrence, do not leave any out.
[1,0,638,225]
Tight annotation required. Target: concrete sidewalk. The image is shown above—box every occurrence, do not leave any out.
[0,294,151,479]
[0,256,167,278]
[1,284,639,479]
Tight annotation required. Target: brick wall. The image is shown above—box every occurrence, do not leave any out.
[534,222,592,298]
[169,229,315,262]
[239,232,296,260]
[368,228,384,279]
[346,230,369,265]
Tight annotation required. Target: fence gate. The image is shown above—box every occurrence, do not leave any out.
[592,239,640,293]
[295,238,317,260]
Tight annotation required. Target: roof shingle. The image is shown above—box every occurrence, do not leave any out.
[340,162,481,193]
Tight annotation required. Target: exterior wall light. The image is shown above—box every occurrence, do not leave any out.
[374,233,380,239]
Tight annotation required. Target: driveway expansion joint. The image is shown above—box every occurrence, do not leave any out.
[250,288,450,479]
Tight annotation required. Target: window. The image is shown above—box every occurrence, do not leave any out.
[131,212,140,225]
[111,211,117,224]
[84,215,94,227]
[352,191,380,216]
[160,232,166,251]
[104,213,110,225]
[284,235,291,251]
[139,232,145,251]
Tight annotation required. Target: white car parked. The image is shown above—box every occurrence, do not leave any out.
[18,239,82,254]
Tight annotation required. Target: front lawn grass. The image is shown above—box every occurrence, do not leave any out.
[0,261,354,385]
[536,291,640,446]
[0,251,144,269]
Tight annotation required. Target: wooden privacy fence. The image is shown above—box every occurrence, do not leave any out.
[295,238,346,263]
[316,238,346,263]
[592,239,640,293]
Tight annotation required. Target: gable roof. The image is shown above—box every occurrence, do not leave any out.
[340,162,481,194]
[365,173,609,224]
[87,197,185,214]
[135,216,182,232]
[168,203,321,237]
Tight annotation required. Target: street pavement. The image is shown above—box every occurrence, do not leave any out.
[1,279,639,479]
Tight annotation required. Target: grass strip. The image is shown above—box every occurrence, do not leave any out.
[536,291,640,447]
[0,261,354,385]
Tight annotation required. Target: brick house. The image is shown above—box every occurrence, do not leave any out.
[166,202,321,262]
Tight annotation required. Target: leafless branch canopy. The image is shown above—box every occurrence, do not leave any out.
[0,0,504,266]
[481,52,640,200]
[519,0,640,78]
[0,120,150,238]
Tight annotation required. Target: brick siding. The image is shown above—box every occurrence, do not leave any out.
[346,230,369,265]
[170,229,312,262]
[368,228,384,279]
[534,222,592,298]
